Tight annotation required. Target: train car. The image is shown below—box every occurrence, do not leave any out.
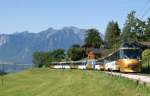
[50,42,141,72]
[50,62,71,69]
[86,59,96,69]
[86,59,104,70]
[50,62,63,69]
[100,54,119,71]
[71,61,86,70]
[98,47,141,72]
[70,63,78,69]
[78,61,86,70]
[50,61,87,69]
[95,61,105,70]
[104,61,119,71]
[116,47,141,72]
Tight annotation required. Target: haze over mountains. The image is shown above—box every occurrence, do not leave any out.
[0,27,86,64]
[0,26,104,64]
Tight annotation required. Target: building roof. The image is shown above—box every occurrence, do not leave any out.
[138,42,150,49]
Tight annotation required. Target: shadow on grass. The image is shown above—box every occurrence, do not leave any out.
[0,71,7,76]
[141,67,150,74]
[141,62,150,74]
[141,59,150,74]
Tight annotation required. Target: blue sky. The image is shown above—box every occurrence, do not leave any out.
[0,0,150,34]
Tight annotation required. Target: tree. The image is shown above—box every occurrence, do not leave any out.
[84,28,103,48]
[143,18,150,41]
[145,18,150,35]
[67,44,86,61]
[121,11,144,43]
[105,21,121,48]
[71,44,80,48]
[50,49,65,59]
[135,18,145,37]
[32,52,46,68]
[32,49,65,67]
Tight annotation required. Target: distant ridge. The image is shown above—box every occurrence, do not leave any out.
[0,27,104,64]
[0,27,86,64]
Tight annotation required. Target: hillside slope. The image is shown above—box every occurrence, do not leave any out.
[0,69,150,96]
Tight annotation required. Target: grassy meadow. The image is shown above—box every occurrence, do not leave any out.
[0,68,150,96]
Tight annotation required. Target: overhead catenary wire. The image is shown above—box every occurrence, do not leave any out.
[141,0,150,19]
[142,6,150,19]
[140,0,150,13]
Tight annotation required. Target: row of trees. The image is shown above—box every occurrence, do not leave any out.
[33,11,150,67]
[70,11,150,56]
[84,29,103,48]
[105,11,150,49]
[33,28,102,67]
[67,29,103,61]
[67,44,86,61]
[32,49,65,67]
[32,47,85,67]
[105,21,120,48]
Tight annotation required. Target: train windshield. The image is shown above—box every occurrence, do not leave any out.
[121,49,140,59]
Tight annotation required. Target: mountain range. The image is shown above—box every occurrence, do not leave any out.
[0,26,104,64]
[0,27,86,64]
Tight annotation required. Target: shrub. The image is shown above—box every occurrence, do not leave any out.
[142,49,150,60]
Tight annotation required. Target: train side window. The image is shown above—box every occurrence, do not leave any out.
[120,50,124,59]
[110,52,117,61]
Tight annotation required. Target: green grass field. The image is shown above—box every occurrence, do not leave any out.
[0,68,150,96]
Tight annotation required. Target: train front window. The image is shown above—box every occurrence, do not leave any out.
[121,49,140,59]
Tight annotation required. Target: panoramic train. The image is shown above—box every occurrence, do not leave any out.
[50,43,142,73]
[50,60,104,70]
[98,43,142,72]
[50,61,87,69]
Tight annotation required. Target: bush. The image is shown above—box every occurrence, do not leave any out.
[141,49,150,73]
[142,49,150,60]
[32,49,65,68]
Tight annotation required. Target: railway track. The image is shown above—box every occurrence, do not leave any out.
[106,71,150,86]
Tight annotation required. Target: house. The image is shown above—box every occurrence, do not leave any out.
[138,42,150,49]
[82,43,103,59]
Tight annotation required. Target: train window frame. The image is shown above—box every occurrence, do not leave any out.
[119,49,141,59]
[109,51,119,61]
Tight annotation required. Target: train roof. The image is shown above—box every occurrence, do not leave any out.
[50,60,87,65]
[98,47,140,61]
[121,42,140,48]
[119,47,140,50]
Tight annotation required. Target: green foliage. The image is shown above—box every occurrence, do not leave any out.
[84,28,103,48]
[32,49,65,67]
[134,18,145,41]
[142,34,150,41]
[32,52,46,68]
[142,49,150,60]
[143,18,150,41]
[50,49,65,59]
[121,11,150,42]
[105,21,121,48]
[67,44,86,61]
[141,49,150,73]
[121,11,138,43]
[144,18,150,35]
[71,44,80,48]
